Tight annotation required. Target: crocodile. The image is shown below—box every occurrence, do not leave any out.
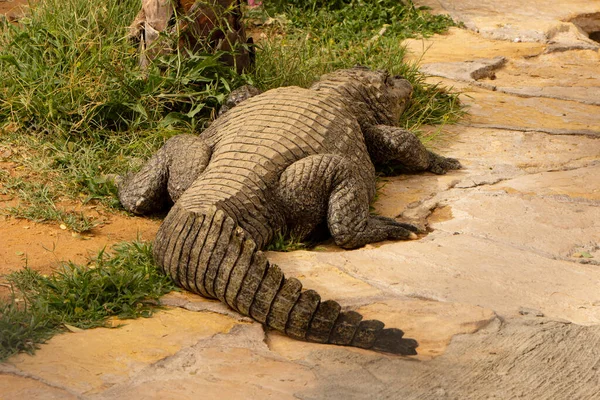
[118,67,461,355]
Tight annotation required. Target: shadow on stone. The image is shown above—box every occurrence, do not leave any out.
[567,12,600,43]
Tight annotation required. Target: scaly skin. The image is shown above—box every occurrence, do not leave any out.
[118,67,462,355]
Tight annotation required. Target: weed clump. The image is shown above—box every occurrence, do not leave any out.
[1,178,98,232]
[266,232,310,252]
[267,0,456,39]
[0,240,174,361]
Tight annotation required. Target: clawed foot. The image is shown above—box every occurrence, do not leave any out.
[370,216,420,240]
[336,216,421,249]
[428,153,462,175]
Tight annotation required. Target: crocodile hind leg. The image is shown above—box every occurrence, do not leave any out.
[362,124,462,174]
[277,154,418,249]
[118,134,211,215]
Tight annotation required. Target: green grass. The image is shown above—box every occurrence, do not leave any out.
[265,0,457,42]
[0,0,242,134]
[1,126,184,207]
[251,0,462,130]
[265,232,310,252]
[1,178,98,232]
[0,297,59,360]
[0,0,246,225]
[0,0,462,227]
[0,240,175,361]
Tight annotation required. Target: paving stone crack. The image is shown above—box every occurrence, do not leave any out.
[453,176,513,189]
[431,75,600,107]
[435,229,599,266]
[543,159,600,173]
[458,123,600,137]
[331,260,416,299]
[452,161,598,192]
[332,259,448,302]
[0,365,86,399]
[473,82,600,106]
[160,295,254,322]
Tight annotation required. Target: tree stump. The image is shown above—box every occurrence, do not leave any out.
[129,0,253,73]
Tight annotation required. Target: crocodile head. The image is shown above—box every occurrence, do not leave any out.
[312,66,414,126]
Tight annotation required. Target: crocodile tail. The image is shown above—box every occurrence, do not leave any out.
[154,205,418,356]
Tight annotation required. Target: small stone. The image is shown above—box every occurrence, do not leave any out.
[0,147,13,159]
[59,224,67,230]
[519,307,544,317]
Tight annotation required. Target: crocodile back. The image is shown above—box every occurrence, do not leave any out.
[177,86,376,247]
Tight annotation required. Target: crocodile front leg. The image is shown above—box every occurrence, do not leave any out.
[363,124,462,174]
[118,134,211,215]
[277,154,418,249]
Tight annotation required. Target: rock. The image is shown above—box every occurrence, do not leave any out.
[0,373,79,400]
[296,319,600,400]
[90,324,315,400]
[419,56,507,82]
[414,0,600,49]
[449,80,600,136]
[2,309,240,394]
[404,28,546,62]
[407,30,600,106]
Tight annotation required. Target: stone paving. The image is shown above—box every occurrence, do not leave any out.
[2,1,600,398]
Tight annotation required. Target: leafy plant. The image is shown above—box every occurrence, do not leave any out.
[266,0,456,38]
[0,240,175,360]
[267,0,352,11]
[0,296,59,360]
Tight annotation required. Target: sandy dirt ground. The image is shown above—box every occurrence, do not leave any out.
[0,0,28,19]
